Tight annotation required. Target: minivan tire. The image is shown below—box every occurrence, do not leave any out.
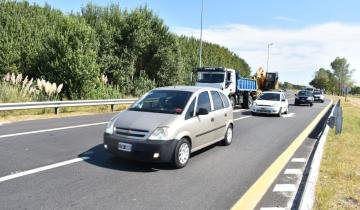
[172,138,191,169]
[223,125,233,146]
[277,108,282,117]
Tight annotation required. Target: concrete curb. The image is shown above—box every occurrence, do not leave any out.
[298,102,336,210]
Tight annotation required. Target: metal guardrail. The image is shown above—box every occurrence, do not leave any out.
[0,99,138,114]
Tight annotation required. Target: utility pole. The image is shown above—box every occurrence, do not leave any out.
[199,0,204,67]
[266,43,274,72]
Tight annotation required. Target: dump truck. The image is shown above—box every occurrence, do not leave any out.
[195,67,257,108]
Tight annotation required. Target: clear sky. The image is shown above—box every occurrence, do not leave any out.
[28,0,360,85]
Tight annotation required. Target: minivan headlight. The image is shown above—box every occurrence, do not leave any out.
[149,127,170,141]
[105,118,116,134]
[272,103,279,107]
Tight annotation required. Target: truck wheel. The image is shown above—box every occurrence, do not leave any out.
[242,93,252,109]
[230,96,236,108]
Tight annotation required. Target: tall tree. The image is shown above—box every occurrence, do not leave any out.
[331,57,354,95]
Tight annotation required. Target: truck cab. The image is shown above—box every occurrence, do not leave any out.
[195,67,236,97]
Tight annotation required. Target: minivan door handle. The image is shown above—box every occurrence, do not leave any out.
[225,113,227,117]
[211,117,214,122]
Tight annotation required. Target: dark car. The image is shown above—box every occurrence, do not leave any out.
[295,90,314,106]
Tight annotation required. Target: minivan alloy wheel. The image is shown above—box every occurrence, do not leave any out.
[223,126,233,146]
[178,143,190,165]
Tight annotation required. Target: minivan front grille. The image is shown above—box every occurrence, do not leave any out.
[115,127,149,139]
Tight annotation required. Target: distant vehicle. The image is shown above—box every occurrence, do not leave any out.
[103,86,234,168]
[251,91,289,117]
[195,67,257,109]
[313,90,325,103]
[304,87,315,93]
[295,90,314,106]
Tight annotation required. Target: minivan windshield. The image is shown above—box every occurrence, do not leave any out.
[197,72,225,83]
[258,93,280,101]
[129,90,193,114]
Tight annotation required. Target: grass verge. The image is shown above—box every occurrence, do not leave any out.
[315,96,360,210]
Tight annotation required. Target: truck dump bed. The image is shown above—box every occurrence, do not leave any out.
[237,77,257,92]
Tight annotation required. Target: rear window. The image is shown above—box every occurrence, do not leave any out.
[219,92,230,108]
[211,91,224,110]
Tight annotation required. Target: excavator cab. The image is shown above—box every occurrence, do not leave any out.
[264,72,279,90]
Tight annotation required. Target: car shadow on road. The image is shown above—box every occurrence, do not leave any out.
[79,142,222,172]
[78,144,175,172]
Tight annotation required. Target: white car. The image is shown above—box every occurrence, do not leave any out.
[252,91,289,117]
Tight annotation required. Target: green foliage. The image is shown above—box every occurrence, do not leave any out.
[0,1,251,100]
[310,57,356,95]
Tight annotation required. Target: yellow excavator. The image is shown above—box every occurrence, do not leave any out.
[253,67,279,91]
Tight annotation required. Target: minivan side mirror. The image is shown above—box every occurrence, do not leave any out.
[196,108,209,115]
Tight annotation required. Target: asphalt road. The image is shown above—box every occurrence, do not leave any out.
[0,98,330,210]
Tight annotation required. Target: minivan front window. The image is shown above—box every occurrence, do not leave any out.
[197,72,225,83]
[129,90,192,114]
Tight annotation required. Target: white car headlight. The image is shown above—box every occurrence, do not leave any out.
[272,103,279,107]
[253,102,257,106]
[307,97,313,100]
[105,118,116,134]
[149,127,170,141]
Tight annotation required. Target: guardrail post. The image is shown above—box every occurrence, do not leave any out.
[54,107,59,115]
[111,104,115,112]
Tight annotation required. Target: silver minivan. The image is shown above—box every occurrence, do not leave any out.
[104,86,234,168]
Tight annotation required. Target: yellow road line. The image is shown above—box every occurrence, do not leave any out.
[230,101,333,210]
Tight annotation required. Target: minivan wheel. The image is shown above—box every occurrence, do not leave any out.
[172,138,190,168]
[223,125,233,146]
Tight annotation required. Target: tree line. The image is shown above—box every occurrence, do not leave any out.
[310,57,359,95]
[0,1,250,100]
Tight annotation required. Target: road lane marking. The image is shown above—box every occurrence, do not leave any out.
[234,116,252,121]
[260,208,286,210]
[284,169,302,175]
[0,157,89,183]
[230,100,332,210]
[233,109,246,113]
[282,113,296,118]
[291,158,307,163]
[0,122,108,139]
[273,184,297,192]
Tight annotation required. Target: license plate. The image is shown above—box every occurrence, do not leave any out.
[118,142,132,152]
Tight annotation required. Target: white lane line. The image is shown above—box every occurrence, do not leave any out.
[0,157,89,183]
[291,158,307,163]
[233,109,246,113]
[273,184,297,192]
[234,116,252,121]
[284,168,303,175]
[282,113,296,118]
[0,122,108,139]
[260,208,286,210]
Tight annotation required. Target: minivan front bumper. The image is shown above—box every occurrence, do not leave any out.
[104,134,177,162]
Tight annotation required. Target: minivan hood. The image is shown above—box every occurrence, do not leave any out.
[113,110,179,132]
[195,82,223,90]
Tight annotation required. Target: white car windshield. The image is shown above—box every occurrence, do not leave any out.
[258,93,280,101]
